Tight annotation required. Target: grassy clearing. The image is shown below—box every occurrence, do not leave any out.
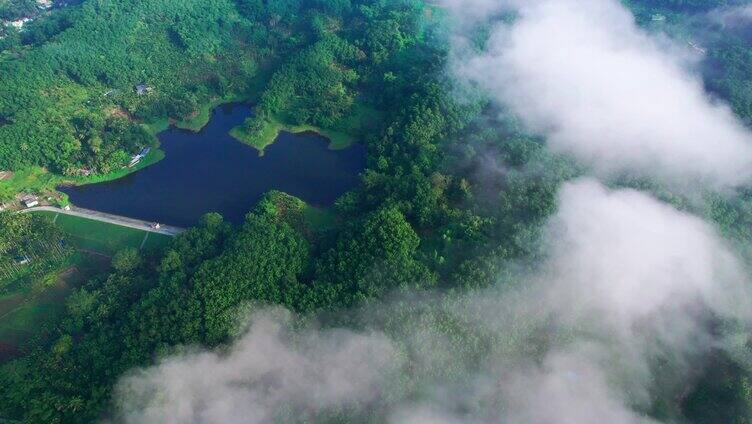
[230,102,382,153]
[0,167,61,203]
[33,211,172,255]
[144,117,171,134]
[75,148,165,186]
[0,279,68,344]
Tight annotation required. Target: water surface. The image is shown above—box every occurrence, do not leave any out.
[61,104,365,226]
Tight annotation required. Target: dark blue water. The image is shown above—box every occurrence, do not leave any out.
[60,104,366,227]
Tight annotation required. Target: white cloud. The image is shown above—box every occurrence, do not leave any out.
[453,0,752,189]
[112,308,401,423]
[112,180,751,423]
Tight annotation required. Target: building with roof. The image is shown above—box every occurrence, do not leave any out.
[8,17,31,29]
[20,194,39,208]
[128,147,151,167]
[651,14,666,22]
[135,84,153,96]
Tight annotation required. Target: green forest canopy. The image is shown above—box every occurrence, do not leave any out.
[2,0,752,422]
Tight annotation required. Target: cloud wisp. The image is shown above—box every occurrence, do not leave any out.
[451,0,752,190]
[709,4,752,28]
[113,308,400,423]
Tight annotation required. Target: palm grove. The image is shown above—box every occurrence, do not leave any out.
[2,0,752,422]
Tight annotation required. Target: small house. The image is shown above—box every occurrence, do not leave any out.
[37,0,53,9]
[651,14,666,22]
[8,17,31,29]
[128,147,150,167]
[135,84,153,96]
[21,194,39,208]
[128,155,141,167]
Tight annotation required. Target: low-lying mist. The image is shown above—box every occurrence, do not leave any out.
[112,179,752,423]
[451,0,752,190]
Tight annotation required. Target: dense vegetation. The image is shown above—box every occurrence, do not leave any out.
[2,0,752,422]
[0,211,70,288]
[1,0,262,173]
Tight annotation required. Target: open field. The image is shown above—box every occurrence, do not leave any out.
[33,211,172,255]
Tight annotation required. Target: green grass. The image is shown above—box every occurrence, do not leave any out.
[230,102,382,153]
[33,211,172,255]
[175,107,214,132]
[144,117,171,134]
[0,167,61,203]
[0,285,67,339]
[230,114,354,152]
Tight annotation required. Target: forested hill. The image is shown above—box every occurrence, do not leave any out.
[0,0,425,174]
[1,0,250,172]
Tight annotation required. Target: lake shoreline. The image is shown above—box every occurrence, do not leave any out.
[59,104,366,227]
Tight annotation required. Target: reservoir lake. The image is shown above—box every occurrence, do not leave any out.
[60,104,366,227]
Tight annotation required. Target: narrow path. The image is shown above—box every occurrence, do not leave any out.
[21,206,185,236]
[139,232,150,249]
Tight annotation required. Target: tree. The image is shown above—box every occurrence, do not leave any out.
[111,248,141,273]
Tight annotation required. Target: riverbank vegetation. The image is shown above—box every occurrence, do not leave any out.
[2,0,752,422]
[0,148,164,207]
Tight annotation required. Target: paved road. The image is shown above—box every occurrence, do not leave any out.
[22,206,185,236]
